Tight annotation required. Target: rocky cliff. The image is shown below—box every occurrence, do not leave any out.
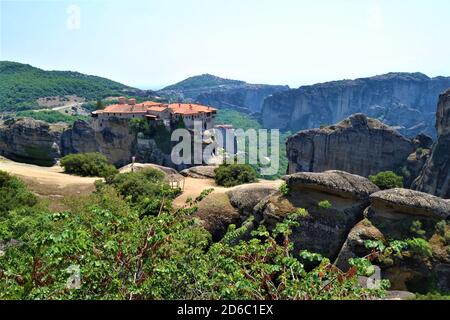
[262,73,450,137]
[0,117,174,168]
[158,74,289,113]
[286,114,416,177]
[413,89,450,198]
[0,118,67,166]
[61,119,136,167]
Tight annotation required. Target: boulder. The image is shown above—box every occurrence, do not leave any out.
[286,114,415,177]
[193,192,240,241]
[256,171,379,259]
[226,183,279,218]
[365,188,450,292]
[334,219,385,271]
[181,166,218,179]
[119,162,183,182]
[368,188,450,222]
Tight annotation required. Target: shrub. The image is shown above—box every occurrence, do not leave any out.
[103,168,180,216]
[369,171,404,190]
[318,200,332,210]
[60,152,118,178]
[0,170,44,241]
[279,182,290,196]
[410,220,426,238]
[436,220,447,237]
[406,238,432,258]
[214,164,257,187]
[0,170,38,217]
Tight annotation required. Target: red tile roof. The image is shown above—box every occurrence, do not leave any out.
[93,101,165,114]
[168,103,216,115]
[92,101,216,116]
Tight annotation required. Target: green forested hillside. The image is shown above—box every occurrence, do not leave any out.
[161,74,245,91]
[0,61,133,111]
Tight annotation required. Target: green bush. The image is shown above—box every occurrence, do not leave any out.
[406,238,433,258]
[369,171,404,190]
[0,170,44,241]
[214,164,258,187]
[60,153,118,178]
[98,168,180,217]
[279,182,290,196]
[0,171,38,217]
[318,200,332,210]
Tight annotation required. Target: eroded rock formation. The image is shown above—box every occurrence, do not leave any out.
[0,118,66,166]
[262,73,450,137]
[0,117,177,168]
[413,89,450,198]
[286,114,416,177]
[255,171,379,259]
[366,189,450,292]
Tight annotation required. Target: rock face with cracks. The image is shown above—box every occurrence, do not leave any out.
[255,171,379,259]
[414,89,450,198]
[286,114,416,177]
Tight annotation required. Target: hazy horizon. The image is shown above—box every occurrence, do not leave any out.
[1,0,450,89]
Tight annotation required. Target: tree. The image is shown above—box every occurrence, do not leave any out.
[369,171,403,190]
[60,152,118,178]
[214,164,258,187]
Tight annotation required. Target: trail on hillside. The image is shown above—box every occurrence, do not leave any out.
[173,177,282,208]
[0,157,99,207]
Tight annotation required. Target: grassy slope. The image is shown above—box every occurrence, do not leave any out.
[0,61,133,111]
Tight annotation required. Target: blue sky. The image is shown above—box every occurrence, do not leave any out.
[1,0,449,89]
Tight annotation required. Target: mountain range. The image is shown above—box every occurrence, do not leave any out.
[2,61,450,137]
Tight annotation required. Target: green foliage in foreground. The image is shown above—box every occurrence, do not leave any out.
[0,169,389,300]
[15,110,88,124]
[96,168,181,217]
[60,153,118,179]
[0,171,38,218]
[214,164,258,187]
[369,171,404,190]
[279,182,290,196]
[0,171,44,241]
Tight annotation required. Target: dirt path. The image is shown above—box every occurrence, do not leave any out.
[173,177,282,208]
[0,156,283,211]
[0,157,99,198]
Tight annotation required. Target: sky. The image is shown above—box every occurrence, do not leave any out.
[1,0,450,90]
